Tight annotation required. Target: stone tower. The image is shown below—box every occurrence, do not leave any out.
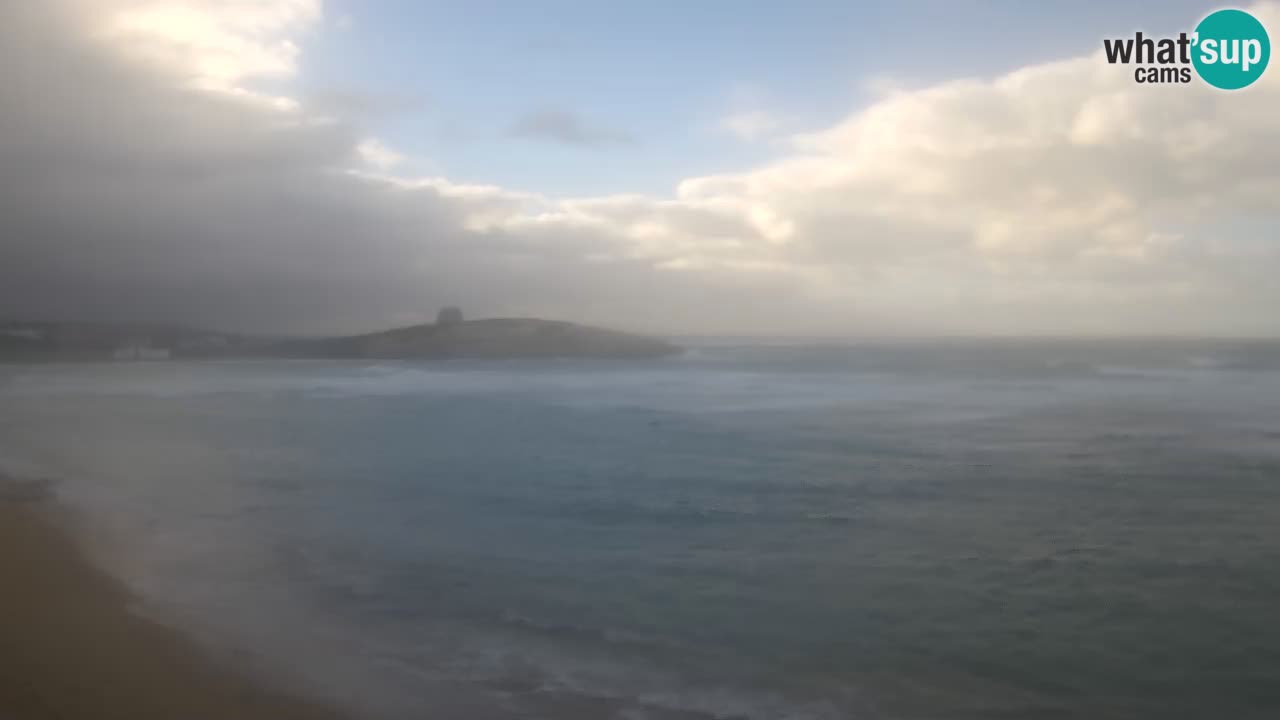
[436,306,463,326]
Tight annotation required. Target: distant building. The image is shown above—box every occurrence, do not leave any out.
[437,306,464,326]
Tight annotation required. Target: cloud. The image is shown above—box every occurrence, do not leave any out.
[697,41,1280,274]
[355,138,405,170]
[98,0,321,90]
[0,1,772,335]
[507,109,635,147]
[721,111,781,141]
[2,1,1280,336]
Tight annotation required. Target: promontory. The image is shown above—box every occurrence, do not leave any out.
[0,309,680,362]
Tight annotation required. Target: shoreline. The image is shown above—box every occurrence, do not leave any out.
[0,497,349,720]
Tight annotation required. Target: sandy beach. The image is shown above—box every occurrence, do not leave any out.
[0,498,347,720]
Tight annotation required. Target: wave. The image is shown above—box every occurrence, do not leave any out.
[447,627,851,720]
[679,338,1280,377]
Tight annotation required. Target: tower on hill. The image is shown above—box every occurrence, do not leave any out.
[436,306,463,326]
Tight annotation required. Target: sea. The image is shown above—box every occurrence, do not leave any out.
[2,339,1279,719]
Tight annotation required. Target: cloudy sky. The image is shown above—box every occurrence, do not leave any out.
[1,0,1278,336]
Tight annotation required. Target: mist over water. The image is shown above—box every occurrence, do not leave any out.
[3,340,1280,719]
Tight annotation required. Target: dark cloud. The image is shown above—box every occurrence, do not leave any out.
[506,109,635,147]
[0,9,658,337]
[0,2,798,336]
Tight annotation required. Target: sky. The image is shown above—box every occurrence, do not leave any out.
[1,0,1278,336]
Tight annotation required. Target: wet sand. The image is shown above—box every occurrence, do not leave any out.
[0,499,348,720]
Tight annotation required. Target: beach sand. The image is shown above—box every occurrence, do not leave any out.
[0,499,348,720]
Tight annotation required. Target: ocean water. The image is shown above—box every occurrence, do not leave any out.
[2,339,1280,719]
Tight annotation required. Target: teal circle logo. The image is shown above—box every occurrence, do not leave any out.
[1192,9,1270,89]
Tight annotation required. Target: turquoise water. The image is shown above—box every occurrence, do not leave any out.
[2,341,1280,719]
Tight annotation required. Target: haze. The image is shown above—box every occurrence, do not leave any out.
[2,1,1278,337]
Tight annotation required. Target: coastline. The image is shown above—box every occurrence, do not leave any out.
[0,497,349,720]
